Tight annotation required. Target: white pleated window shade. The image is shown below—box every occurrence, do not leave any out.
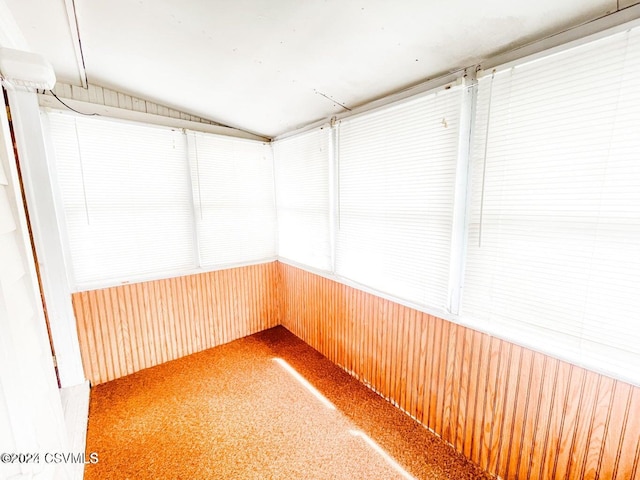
[188,132,276,266]
[336,86,463,308]
[273,128,331,271]
[45,112,195,288]
[462,28,640,385]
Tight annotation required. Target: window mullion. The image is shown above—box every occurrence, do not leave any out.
[447,69,478,315]
[185,131,202,269]
[329,119,338,274]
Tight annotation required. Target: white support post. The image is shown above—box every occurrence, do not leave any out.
[267,140,279,261]
[7,89,85,387]
[185,131,203,268]
[446,69,478,315]
[328,119,338,274]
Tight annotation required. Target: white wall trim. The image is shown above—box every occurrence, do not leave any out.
[59,381,90,480]
[274,72,463,141]
[73,257,279,293]
[38,94,269,142]
[278,256,460,326]
[479,4,640,73]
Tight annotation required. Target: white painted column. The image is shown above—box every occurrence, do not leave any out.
[7,89,85,387]
[447,70,477,315]
[328,119,338,274]
[0,87,71,480]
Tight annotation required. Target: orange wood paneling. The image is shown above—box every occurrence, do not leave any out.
[72,260,639,479]
[72,263,281,385]
[279,262,640,480]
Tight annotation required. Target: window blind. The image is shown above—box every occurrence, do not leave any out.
[336,86,463,309]
[462,27,640,384]
[188,132,276,266]
[45,112,195,288]
[273,128,332,271]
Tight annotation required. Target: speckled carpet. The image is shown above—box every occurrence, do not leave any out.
[84,326,491,479]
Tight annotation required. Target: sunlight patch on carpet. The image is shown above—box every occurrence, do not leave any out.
[349,429,415,480]
[273,357,336,410]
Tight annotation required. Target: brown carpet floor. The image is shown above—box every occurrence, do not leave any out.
[84,326,491,479]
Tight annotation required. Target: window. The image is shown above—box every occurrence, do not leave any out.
[273,128,332,271]
[335,86,463,308]
[462,27,640,383]
[188,132,276,267]
[46,112,194,288]
[45,112,277,289]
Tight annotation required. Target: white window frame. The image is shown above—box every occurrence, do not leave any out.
[42,109,277,292]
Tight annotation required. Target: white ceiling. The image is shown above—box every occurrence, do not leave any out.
[2,0,627,137]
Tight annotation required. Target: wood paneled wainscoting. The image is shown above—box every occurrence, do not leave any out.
[72,260,640,479]
[279,263,640,480]
[72,262,281,385]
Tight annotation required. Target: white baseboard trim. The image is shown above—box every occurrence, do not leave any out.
[59,381,90,480]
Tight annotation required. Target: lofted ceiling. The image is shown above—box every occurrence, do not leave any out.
[1,0,629,137]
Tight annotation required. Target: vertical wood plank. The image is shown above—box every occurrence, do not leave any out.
[435,317,450,437]
[145,102,159,115]
[378,298,388,398]
[131,97,147,113]
[506,347,533,478]
[517,351,544,480]
[427,314,442,432]
[550,364,582,480]
[489,341,513,475]
[415,313,428,424]
[479,336,503,472]
[71,85,89,102]
[118,285,135,376]
[457,327,473,454]
[406,308,418,417]
[442,322,459,444]
[615,388,640,480]
[598,382,631,479]
[103,287,119,380]
[464,330,481,460]
[87,85,104,105]
[582,375,615,480]
[389,301,400,406]
[497,344,523,478]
